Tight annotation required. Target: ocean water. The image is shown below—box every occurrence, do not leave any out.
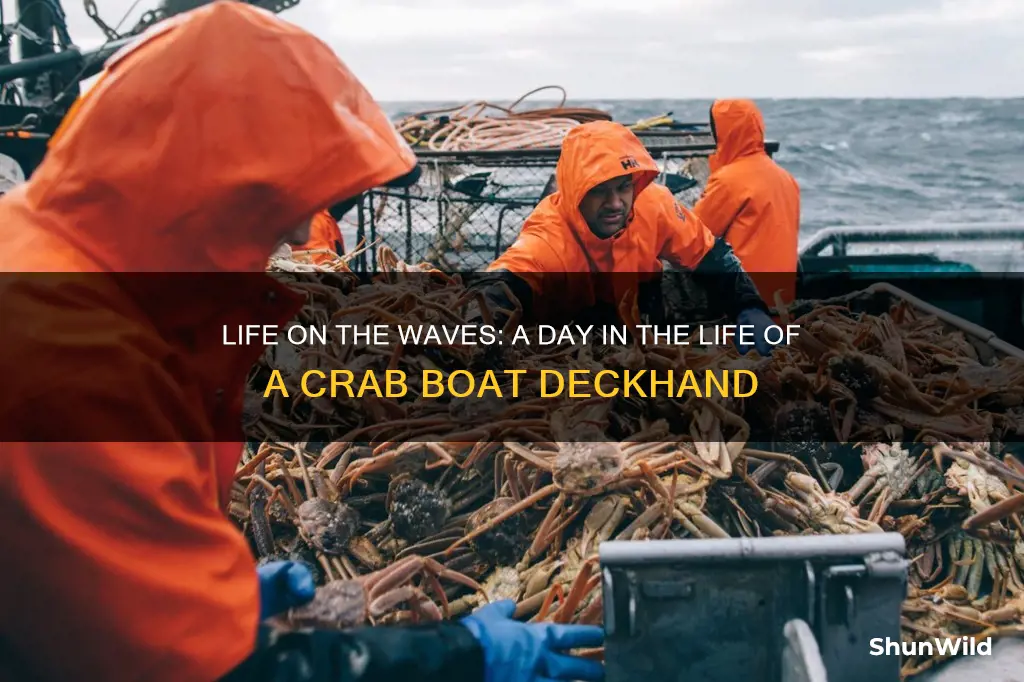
[381,98,1024,235]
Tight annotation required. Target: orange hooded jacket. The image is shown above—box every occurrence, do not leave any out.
[695,99,800,306]
[301,209,346,261]
[0,3,416,682]
[488,121,714,322]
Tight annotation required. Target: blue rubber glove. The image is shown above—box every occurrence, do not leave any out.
[461,599,605,682]
[257,560,316,620]
[736,307,776,356]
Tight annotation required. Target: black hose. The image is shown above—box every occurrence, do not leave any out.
[0,35,133,87]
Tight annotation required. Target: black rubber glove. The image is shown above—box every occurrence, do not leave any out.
[464,270,534,328]
[692,239,769,319]
[221,622,485,682]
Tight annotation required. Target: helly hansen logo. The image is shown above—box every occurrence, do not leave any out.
[674,202,687,220]
[620,156,640,170]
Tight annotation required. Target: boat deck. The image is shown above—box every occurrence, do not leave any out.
[914,638,1024,682]
[799,222,1024,272]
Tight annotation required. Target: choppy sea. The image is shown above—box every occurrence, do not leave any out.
[381,98,1024,234]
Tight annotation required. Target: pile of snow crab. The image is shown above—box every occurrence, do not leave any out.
[233,246,1024,679]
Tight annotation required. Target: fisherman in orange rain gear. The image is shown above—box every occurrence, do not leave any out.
[299,208,347,260]
[693,99,801,307]
[477,120,777,356]
[0,4,602,682]
[299,165,423,261]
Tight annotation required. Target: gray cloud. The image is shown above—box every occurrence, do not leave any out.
[4,0,1021,99]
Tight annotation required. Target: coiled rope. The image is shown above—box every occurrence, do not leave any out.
[394,85,613,152]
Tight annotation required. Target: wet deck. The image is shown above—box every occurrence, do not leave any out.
[915,638,1024,682]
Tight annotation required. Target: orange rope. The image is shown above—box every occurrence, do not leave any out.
[394,85,612,152]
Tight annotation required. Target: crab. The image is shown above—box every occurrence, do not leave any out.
[464,495,537,566]
[899,583,998,678]
[981,593,1024,624]
[846,442,931,523]
[745,361,838,462]
[816,343,992,443]
[853,313,909,373]
[249,451,359,552]
[277,554,486,630]
[946,529,1024,601]
[445,402,680,560]
[376,244,452,280]
[290,449,361,555]
[536,551,603,625]
[447,559,561,619]
[631,469,729,540]
[384,474,453,544]
[959,451,1024,536]
[244,457,324,583]
[770,472,884,535]
[522,499,619,626]
[338,413,554,487]
[336,441,465,491]
[825,351,910,406]
[244,445,395,579]
[944,457,1015,534]
[679,396,752,480]
[927,357,1024,411]
[903,521,944,588]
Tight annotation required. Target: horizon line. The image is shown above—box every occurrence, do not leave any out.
[378,95,1024,103]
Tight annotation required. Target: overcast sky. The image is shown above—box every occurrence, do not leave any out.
[4,0,1023,99]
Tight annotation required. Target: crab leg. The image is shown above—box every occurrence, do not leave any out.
[448,485,562,556]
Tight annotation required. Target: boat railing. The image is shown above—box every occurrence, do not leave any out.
[800,223,1024,258]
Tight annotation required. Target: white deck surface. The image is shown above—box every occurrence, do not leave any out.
[914,638,1024,682]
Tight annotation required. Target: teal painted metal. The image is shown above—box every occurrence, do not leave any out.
[800,224,1024,259]
[843,262,977,273]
